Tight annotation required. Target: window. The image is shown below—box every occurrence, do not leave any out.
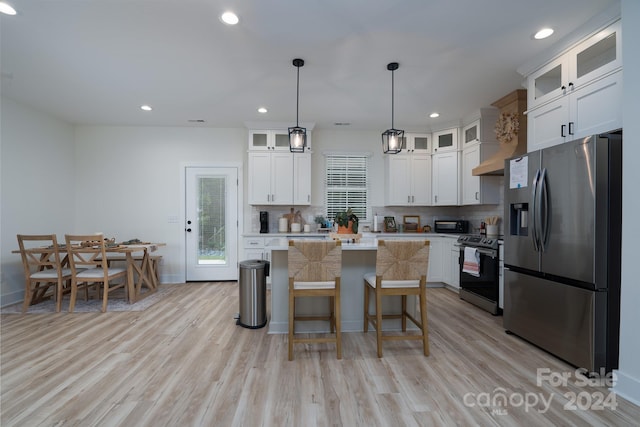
[325,154,369,222]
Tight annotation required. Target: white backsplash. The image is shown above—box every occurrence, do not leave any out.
[250,177,505,235]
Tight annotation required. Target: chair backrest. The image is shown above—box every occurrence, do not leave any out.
[17,234,65,279]
[375,239,430,281]
[65,233,108,276]
[288,240,342,281]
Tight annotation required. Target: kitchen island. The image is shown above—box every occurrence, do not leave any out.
[265,234,454,334]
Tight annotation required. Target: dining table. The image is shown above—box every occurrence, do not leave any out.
[13,242,165,305]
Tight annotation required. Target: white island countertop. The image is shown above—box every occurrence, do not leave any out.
[263,232,460,251]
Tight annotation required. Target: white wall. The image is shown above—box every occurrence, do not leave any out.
[1,97,76,305]
[614,0,640,405]
[73,126,247,283]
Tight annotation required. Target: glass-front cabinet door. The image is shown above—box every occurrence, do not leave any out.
[528,58,567,108]
[432,128,458,153]
[572,20,621,88]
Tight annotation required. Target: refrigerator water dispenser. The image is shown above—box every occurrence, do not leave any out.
[510,203,528,236]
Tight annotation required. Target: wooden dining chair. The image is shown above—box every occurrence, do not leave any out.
[288,239,342,360]
[65,234,128,313]
[17,234,72,313]
[363,239,430,357]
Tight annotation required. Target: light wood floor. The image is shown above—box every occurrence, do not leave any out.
[2,283,639,426]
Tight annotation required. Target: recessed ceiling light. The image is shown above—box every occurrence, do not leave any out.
[334,122,351,126]
[258,107,268,114]
[429,112,440,118]
[534,28,554,40]
[220,11,239,25]
[0,2,17,15]
[140,105,152,111]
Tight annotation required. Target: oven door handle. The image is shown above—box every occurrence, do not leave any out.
[458,246,497,258]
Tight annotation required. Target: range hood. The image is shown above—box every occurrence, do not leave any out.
[472,89,527,176]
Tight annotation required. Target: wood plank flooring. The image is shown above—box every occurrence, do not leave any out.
[2,283,639,426]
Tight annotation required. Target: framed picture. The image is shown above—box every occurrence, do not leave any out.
[403,215,420,232]
[383,216,397,232]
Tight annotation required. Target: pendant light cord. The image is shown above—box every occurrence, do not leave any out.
[391,68,394,129]
[296,65,300,127]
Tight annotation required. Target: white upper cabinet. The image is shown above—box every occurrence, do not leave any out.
[399,133,431,154]
[526,19,622,151]
[249,129,312,151]
[247,128,312,205]
[461,143,501,205]
[385,153,432,206]
[432,128,458,153]
[432,151,459,206]
[461,108,498,147]
[527,20,621,110]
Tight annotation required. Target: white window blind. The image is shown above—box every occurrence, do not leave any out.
[325,154,369,221]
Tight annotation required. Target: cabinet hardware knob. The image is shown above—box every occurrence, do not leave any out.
[186,228,192,232]
[561,85,566,91]
[561,124,566,138]
[569,122,574,135]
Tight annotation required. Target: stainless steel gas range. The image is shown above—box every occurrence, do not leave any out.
[456,235,501,315]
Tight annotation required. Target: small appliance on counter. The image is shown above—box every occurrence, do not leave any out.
[434,220,468,234]
[260,211,269,234]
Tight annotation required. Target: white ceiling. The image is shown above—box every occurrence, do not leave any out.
[0,0,618,132]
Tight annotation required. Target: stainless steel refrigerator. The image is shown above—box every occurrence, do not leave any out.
[503,131,622,373]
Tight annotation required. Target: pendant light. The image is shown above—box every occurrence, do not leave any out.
[288,58,307,153]
[381,62,404,154]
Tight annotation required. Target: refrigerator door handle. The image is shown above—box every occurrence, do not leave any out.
[531,169,541,252]
[539,168,549,252]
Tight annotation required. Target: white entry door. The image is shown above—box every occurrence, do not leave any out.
[185,167,238,281]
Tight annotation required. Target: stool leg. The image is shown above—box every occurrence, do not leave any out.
[420,287,429,356]
[363,281,369,332]
[335,290,342,360]
[401,295,407,332]
[288,287,295,361]
[329,296,335,333]
[375,288,383,358]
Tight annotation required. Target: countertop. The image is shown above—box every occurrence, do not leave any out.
[260,232,461,251]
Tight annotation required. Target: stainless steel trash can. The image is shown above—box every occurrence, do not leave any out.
[237,259,269,329]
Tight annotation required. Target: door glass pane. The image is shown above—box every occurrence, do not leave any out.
[576,33,616,79]
[414,136,429,150]
[535,64,561,100]
[252,133,268,148]
[274,133,289,148]
[464,125,478,143]
[198,176,226,265]
[438,133,453,148]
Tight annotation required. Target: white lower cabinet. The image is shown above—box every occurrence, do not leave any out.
[448,241,460,290]
[242,237,270,262]
[426,238,444,283]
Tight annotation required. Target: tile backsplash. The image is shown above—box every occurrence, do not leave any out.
[249,177,505,235]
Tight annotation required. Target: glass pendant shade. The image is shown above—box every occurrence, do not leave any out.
[289,58,307,152]
[382,128,404,154]
[382,62,404,154]
[288,126,307,153]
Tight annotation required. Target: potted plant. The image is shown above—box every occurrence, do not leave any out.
[334,208,359,234]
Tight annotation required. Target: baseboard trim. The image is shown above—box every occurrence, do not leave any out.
[613,369,640,406]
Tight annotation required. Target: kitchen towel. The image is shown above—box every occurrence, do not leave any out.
[462,247,480,277]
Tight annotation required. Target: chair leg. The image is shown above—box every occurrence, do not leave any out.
[329,296,335,333]
[288,290,295,361]
[335,291,342,360]
[22,281,31,313]
[375,289,383,358]
[401,295,407,332]
[363,281,369,333]
[420,288,429,357]
[101,280,109,313]
[69,280,78,313]
[55,280,63,313]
